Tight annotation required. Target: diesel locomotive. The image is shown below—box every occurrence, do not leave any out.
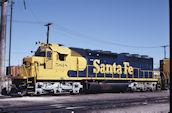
[5,42,162,96]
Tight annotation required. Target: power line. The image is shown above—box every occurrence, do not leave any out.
[11,19,45,24]
[52,24,163,49]
[10,19,166,49]
[25,0,42,25]
[9,1,168,49]
[10,1,168,49]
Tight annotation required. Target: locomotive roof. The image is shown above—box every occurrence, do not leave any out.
[69,47,152,59]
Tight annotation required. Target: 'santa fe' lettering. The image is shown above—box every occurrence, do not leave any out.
[93,59,133,75]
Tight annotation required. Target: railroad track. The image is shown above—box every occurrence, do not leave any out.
[0,95,169,113]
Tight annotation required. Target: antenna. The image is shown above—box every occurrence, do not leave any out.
[23,0,26,10]
[44,23,52,44]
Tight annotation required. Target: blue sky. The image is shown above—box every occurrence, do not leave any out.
[4,0,169,68]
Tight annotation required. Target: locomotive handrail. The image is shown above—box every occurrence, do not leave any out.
[77,69,79,78]
[34,63,39,85]
[119,73,121,78]
[112,71,114,78]
[86,65,88,78]
[104,70,105,78]
[23,65,29,78]
[17,66,22,76]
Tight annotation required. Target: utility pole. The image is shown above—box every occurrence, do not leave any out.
[161,45,169,59]
[0,0,8,93]
[44,23,52,44]
[8,0,14,73]
[7,0,14,93]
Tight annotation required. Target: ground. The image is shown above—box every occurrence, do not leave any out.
[0,90,170,113]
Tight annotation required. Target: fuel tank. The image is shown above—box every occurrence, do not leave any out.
[86,82,129,93]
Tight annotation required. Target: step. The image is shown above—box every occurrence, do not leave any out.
[19,84,26,87]
[27,86,34,88]
[27,78,35,81]
[27,92,35,94]
[27,81,32,83]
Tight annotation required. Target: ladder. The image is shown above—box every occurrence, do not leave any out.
[27,77,35,95]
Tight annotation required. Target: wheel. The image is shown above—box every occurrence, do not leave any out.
[1,88,7,95]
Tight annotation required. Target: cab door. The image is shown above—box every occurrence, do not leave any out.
[45,51,53,69]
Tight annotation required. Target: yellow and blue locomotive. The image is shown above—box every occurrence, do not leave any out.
[9,42,159,95]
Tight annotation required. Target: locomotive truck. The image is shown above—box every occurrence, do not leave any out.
[3,42,165,96]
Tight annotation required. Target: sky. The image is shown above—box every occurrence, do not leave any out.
[2,0,169,69]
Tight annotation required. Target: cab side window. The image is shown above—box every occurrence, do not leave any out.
[47,51,52,59]
[58,53,67,61]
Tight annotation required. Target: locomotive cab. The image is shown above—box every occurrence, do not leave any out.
[19,42,86,81]
[22,42,73,79]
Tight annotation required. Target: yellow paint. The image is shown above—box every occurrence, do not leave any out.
[93,59,133,75]
[105,64,113,74]
[93,59,100,73]
[112,63,117,74]
[116,65,122,74]
[123,62,133,75]
[100,64,105,73]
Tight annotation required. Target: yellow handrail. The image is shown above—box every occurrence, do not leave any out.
[104,71,105,78]
[112,71,114,78]
[86,65,88,77]
[23,65,29,78]
[143,71,145,78]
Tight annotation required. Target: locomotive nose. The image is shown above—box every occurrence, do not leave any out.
[23,57,33,65]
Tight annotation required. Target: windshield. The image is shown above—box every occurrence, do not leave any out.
[35,52,45,57]
[35,48,46,57]
[34,48,52,58]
